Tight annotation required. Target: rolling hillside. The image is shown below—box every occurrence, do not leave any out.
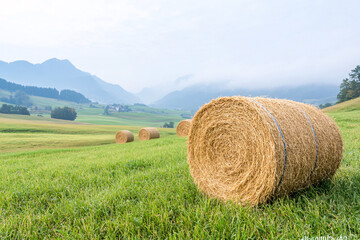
[0,87,89,110]
[0,87,189,127]
[323,97,360,113]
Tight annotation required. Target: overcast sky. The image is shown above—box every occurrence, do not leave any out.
[1,0,360,93]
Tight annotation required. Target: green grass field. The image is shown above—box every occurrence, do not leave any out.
[75,111,186,127]
[76,104,189,127]
[0,99,359,239]
[324,97,360,113]
[30,103,188,127]
[0,114,176,153]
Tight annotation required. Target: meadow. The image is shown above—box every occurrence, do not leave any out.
[0,87,190,127]
[0,101,359,239]
[0,114,176,153]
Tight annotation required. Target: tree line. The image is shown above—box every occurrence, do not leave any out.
[0,78,91,104]
[0,103,77,121]
[0,104,30,115]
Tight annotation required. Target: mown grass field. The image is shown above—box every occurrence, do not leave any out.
[31,105,188,127]
[0,114,176,153]
[0,100,359,239]
[75,111,186,127]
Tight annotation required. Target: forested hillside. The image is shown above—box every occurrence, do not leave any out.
[0,78,90,103]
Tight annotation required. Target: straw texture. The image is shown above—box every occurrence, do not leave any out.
[138,127,160,141]
[115,130,134,144]
[187,97,343,206]
[176,119,192,137]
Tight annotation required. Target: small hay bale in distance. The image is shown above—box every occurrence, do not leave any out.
[187,96,343,206]
[138,127,160,141]
[176,119,192,137]
[115,130,134,144]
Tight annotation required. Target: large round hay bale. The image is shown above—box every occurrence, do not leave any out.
[115,130,134,144]
[176,119,192,137]
[138,127,160,141]
[187,97,343,206]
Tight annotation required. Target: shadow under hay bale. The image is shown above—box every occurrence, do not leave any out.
[138,127,160,141]
[176,119,192,137]
[187,97,343,206]
[115,130,134,144]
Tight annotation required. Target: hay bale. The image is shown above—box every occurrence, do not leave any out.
[138,127,160,141]
[176,119,192,137]
[187,97,343,206]
[115,130,134,144]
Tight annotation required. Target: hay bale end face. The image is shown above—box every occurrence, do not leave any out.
[176,119,192,137]
[115,130,134,144]
[187,97,343,206]
[138,127,160,141]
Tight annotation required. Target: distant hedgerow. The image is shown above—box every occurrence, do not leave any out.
[0,104,30,115]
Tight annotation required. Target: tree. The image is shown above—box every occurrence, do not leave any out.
[0,104,30,115]
[0,104,11,114]
[319,102,333,109]
[51,107,77,121]
[163,122,174,128]
[14,105,31,115]
[337,65,360,103]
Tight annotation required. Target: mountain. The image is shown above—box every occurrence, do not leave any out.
[153,83,339,110]
[136,87,167,105]
[0,58,139,104]
[136,74,194,104]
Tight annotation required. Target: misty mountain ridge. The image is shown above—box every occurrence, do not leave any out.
[153,83,339,111]
[136,87,169,105]
[0,58,139,104]
[136,74,195,104]
[0,58,340,109]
